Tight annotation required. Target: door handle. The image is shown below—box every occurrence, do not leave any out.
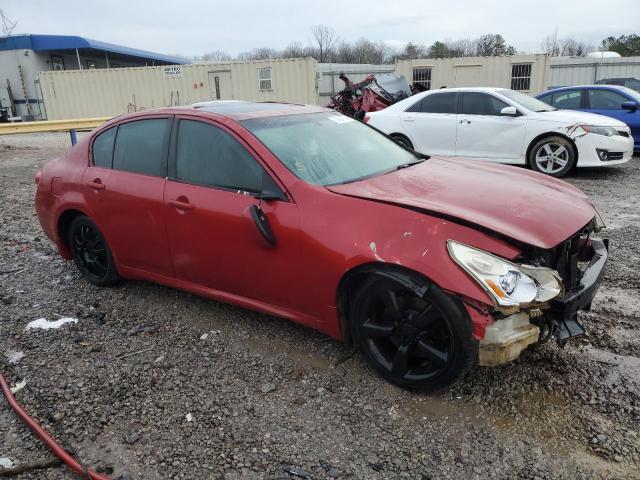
[403,117,415,122]
[87,179,106,190]
[170,199,195,211]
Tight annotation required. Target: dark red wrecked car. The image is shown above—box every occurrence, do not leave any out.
[35,101,608,391]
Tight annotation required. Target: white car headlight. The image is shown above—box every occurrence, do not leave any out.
[580,125,619,137]
[447,240,563,309]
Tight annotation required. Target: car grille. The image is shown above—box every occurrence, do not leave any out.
[542,226,595,291]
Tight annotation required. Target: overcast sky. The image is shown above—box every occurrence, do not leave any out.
[4,0,640,57]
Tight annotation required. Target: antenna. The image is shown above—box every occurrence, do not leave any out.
[0,10,17,36]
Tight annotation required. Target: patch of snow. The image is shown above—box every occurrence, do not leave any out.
[5,350,25,364]
[0,458,15,469]
[26,317,78,330]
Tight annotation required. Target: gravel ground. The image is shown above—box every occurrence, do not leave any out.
[1,132,639,480]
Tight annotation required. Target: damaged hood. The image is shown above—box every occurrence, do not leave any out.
[327,157,596,249]
[533,109,628,127]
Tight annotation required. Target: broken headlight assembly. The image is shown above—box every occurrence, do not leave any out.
[447,240,563,310]
[579,125,619,137]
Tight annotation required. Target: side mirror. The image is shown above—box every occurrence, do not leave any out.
[621,101,638,111]
[500,106,518,116]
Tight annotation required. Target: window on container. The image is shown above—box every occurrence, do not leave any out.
[258,67,272,91]
[412,68,431,90]
[175,120,264,193]
[92,127,117,168]
[511,64,532,91]
[112,119,170,177]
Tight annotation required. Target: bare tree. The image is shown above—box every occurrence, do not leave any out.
[280,42,309,59]
[310,25,338,62]
[541,30,592,56]
[201,50,232,62]
[541,29,561,56]
[237,47,278,61]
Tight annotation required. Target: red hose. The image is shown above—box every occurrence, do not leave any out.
[0,373,111,480]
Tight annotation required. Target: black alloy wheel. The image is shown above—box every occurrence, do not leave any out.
[69,216,120,286]
[350,275,476,392]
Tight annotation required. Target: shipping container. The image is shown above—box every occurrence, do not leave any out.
[38,58,318,119]
[548,56,640,90]
[395,55,551,95]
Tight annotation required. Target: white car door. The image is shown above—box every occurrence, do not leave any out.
[455,92,526,162]
[399,91,458,156]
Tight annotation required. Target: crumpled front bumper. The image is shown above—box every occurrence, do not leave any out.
[479,237,608,366]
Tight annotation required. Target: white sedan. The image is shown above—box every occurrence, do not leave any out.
[366,87,633,177]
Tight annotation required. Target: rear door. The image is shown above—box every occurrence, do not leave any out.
[82,116,174,277]
[455,92,526,161]
[163,117,302,310]
[399,91,458,155]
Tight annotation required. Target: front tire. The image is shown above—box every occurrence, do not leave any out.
[529,136,576,177]
[350,274,476,392]
[69,216,120,287]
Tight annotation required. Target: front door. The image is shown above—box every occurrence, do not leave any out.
[208,71,233,100]
[585,88,640,148]
[163,117,302,310]
[455,92,526,161]
[82,117,174,276]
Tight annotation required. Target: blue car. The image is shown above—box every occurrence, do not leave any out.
[536,85,640,151]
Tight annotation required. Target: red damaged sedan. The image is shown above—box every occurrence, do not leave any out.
[35,101,608,391]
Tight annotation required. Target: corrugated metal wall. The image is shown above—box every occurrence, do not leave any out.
[39,58,318,119]
[395,55,551,94]
[316,63,395,105]
[549,56,640,88]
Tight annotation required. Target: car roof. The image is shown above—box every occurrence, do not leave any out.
[541,84,626,93]
[191,101,331,120]
[420,87,507,93]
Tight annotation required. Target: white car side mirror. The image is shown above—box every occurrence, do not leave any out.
[500,106,518,116]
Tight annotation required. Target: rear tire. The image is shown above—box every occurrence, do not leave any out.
[69,216,120,287]
[528,136,576,177]
[391,134,414,150]
[349,274,476,392]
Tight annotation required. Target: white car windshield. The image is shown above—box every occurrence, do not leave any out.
[498,89,556,112]
[242,112,425,186]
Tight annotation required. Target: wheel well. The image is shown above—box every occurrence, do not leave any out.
[57,209,86,251]
[525,132,578,165]
[336,263,432,344]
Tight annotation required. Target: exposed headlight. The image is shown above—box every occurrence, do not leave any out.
[580,125,618,137]
[447,240,563,309]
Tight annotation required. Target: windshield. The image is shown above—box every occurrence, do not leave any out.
[620,86,640,101]
[242,112,423,186]
[498,89,556,112]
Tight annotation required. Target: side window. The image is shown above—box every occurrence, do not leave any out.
[405,98,424,113]
[588,90,628,110]
[418,92,457,114]
[175,120,264,193]
[551,91,582,109]
[92,127,116,168]
[112,119,169,177]
[461,92,509,115]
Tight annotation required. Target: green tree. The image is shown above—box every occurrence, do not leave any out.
[600,34,640,56]
[427,41,449,58]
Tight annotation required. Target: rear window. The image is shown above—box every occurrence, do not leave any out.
[92,127,116,168]
[113,119,169,177]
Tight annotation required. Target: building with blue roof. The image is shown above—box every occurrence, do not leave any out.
[0,34,189,120]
